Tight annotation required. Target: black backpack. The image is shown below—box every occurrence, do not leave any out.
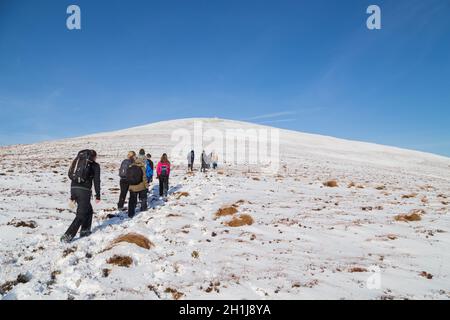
[68,150,94,183]
[119,159,131,179]
[126,165,143,185]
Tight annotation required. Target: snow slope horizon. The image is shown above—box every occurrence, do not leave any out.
[85,117,450,162]
[1,117,448,163]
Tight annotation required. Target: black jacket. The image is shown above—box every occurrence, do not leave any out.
[71,162,101,200]
[148,159,154,171]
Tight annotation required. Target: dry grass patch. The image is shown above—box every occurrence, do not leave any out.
[7,219,37,229]
[62,246,77,258]
[175,192,189,199]
[395,209,425,222]
[419,271,433,279]
[349,267,368,273]
[387,234,398,240]
[107,233,154,250]
[165,287,184,300]
[323,180,338,187]
[215,206,238,217]
[402,193,418,199]
[225,214,254,227]
[0,274,30,295]
[107,255,133,267]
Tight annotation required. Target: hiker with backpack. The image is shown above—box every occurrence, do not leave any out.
[146,154,154,184]
[127,157,148,218]
[201,150,208,173]
[187,150,194,172]
[138,148,146,162]
[117,151,136,211]
[61,149,101,243]
[156,153,171,198]
[211,151,218,170]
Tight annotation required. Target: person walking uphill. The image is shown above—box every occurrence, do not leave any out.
[187,150,194,172]
[157,153,171,199]
[146,154,154,184]
[127,157,148,218]
[201,150,208,173]
[117,151,136,211]
[211,151,218,170]
[61,149,101,243]
[137,148,146,161]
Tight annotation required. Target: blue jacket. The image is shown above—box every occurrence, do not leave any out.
[146,159,154,178]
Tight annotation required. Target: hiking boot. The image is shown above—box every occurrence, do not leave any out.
[60,234,72,243]
[80,230,92,238]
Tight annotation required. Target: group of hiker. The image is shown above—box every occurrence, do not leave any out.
[61,148,219,243]
[189,150,219,173]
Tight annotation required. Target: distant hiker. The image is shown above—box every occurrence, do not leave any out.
[117,151,136,210]
[137,148,146,162]
[127,157,148,218]
[187,150,195,171]
[61,149,100,243]
[201,150,208,172]
[157,153,171,198]
[211,151,218,170]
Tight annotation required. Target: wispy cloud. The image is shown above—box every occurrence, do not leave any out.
[259,118,297,124]
[244,111,296,121]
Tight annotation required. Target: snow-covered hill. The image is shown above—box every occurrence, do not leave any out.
[1,118,449,299]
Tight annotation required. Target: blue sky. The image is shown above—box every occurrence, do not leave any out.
[0,0,449,156]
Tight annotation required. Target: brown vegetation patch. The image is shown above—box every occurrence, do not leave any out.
[215,206,238,217]
[62,246,77,258]
[323,180,338,187]
[165,287,184,300]
[225,214,254,227]
[166,213,181,217]
[419,271,433,279]
[107,255,133,267]
[402,193,418,199]
[0,274,30,295]
[175,192,189,199]
[191,251,199,259]
[349,267,368,273]
[108,233,154,250]
[7,219,37,229]
[395,209,425,222]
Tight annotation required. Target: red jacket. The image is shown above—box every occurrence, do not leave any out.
[156,161,171,177]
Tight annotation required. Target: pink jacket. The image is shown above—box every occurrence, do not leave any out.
[156,161,171,177]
